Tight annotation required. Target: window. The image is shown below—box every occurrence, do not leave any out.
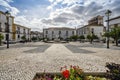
[18,35,20,39]
[66,31,68,36]
[46,31,48,34]
[46,35,47,38]
[28,30,29,34]
[52,31,54,34]
[72,31,74,35]
[84,28,86,34]
[23,29,25,34]
[0,23,2,32]
[91,28,94,34]
[59,31,61,34]
[17,27,20,34]
[114,24,118,27]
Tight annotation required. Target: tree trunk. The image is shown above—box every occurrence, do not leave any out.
[0,40,1,46]
[90,39,92,44]
[115,39,118,46]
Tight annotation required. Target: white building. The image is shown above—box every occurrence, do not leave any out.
[30,31,43,40]
[0,11,14,41]
[77,25,104,39]
[43,27,76,40]
[14,24,31,41]
[109,16,120,28]
[77,15,104,39]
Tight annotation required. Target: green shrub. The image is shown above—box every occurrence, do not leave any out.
[106,63,120,80]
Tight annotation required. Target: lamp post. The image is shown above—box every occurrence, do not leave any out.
[5,11,11,48]
[43,27,44,41]
[105,10,112,49]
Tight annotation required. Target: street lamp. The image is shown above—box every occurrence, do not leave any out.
[5,11,11,48]
[105,10,112,49]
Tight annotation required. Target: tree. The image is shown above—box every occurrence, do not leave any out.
[0,33,4,46]
[103,32,110,38]
[70,35,78,41]
[92,34,99,39]
[21,36,26,41]
[87,35,92,43]
[87,34,99,44]
[103,27,120,46]
[110,27,120,46]
[31,37,37,41]
[79,35,85,42]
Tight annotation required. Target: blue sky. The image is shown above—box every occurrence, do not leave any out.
[0,0,120,31]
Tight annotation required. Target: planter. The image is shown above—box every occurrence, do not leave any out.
[33,63,120,80]
[33,72,107,80]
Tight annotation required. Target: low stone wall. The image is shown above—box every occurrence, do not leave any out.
[33,72,106,80]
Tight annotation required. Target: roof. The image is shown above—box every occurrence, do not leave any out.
[106,16,120,22]
[31,31,43,34]
[77,24,104,30]
[14,23,31,29]
[0,11,14,18]
[44,27,75,30]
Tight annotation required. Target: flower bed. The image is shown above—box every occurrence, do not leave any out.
[33,63,120,80]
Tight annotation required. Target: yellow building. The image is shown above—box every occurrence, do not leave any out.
[14,24,31,41]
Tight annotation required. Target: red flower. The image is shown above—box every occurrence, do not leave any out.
[62,70,70,79]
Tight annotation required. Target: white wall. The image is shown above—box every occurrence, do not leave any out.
[90,26,103,39]
[109,18,120,26]
[15,25,31,41]
[77,26,104,39]
[0,13,13,41]
[43,28,75,40]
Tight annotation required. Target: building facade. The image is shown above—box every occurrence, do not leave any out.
[77,15,104,39]
[43,27,76,40]
[0,11,14,41]
[109,16,120,28]
[14,24,31,41]
[88,15,103,25]
[30,31,43,40]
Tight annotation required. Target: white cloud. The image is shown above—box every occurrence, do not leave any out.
[0,0,19,16]
[14,5,50,31]
[48,0,55,3]
[44,0,120,28]
[1,0,120,31]
[4,0,13,3]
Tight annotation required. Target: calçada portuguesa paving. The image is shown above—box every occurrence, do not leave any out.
[0,42,120,80]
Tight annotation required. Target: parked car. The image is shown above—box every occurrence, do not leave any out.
[19,40,25,43]
[118,39,120,44]
[3,40,16,44]
[93,39,100,42]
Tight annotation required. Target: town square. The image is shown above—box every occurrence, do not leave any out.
[0,0,120,80]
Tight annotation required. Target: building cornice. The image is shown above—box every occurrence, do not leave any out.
[106,16,120,22]
[44,27,75,30]
[0,11,14,18]
[14,24,31,30]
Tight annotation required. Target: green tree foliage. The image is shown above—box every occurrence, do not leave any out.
[31,37,37,41]
[79,35,85,39]
[70,35,79,41]
[79,35,85,42]
[103,27,120,46]
[21,36,26,40]
[0,33,4,46]
[87,34,99,44]
[110,27,120,46]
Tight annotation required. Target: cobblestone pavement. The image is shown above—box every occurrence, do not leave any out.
[65,44,95,53]
[0,42,120,80]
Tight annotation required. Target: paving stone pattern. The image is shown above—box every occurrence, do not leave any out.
[65,44,95,53]
[0,42,120,80]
